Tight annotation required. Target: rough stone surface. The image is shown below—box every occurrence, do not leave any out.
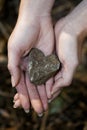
[27,48,60,85]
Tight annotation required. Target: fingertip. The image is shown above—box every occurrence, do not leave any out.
[13,99,21,108]
[46,78,53,99]
[48,99,52,103]
[51,79,62,95]
[51,90,61,102]
[11,69,21,87]
[51,76,71,95]
[20,94,30,111]
[24,109,30,114]
[38,113,44,117]
[14,93,19,101]
[32,100,43,114]
[8,49,21,87]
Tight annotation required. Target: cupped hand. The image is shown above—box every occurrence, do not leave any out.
[51,19,79,98]
[50,0,87,100]
[8,13,54,114]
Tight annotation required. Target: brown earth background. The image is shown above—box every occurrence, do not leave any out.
[0,0,87,130]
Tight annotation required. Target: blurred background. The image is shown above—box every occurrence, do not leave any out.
[0,0,87,130]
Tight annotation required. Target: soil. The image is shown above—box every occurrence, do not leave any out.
[0,0,87,130]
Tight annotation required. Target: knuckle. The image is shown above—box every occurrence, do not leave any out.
[8,42,14,51]
[8,38,16,51]
[8,38,12,48]
[7,63,12,71]
[7,63,13,75]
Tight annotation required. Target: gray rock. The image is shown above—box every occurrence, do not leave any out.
[27,48,60,85]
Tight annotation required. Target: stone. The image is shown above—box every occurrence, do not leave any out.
[27,48,60,85]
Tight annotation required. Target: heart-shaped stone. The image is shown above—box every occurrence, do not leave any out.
[27,48,60,85]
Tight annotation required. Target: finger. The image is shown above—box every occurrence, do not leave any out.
[13,99,21,108]
[55,71,62,81]
[46,77,53,99]
[16,72,30,112]
[25,72,43,115]
[8,45,21,87]
[14,93,19,101]
[37,85,48,112]
[51,68,74,95]
[48,90,61,103]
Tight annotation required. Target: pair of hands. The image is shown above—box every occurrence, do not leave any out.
[8,0,87,115]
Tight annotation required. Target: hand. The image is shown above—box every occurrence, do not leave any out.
[8,0,54,115]
[51,19,79,99]
[51,0,87,100]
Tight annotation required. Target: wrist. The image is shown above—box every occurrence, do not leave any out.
[20,0,55,17]
[63,0,87,37]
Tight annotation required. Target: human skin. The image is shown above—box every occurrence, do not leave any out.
[8,0,55,115]
[51,0,87,99]
[9,0,87,114]
[14,0,87,107]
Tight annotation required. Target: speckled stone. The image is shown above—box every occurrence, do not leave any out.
[27,48,60,85]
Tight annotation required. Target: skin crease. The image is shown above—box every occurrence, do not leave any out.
[8,0,87,114]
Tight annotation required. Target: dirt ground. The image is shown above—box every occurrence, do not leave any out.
[0,0,87,130]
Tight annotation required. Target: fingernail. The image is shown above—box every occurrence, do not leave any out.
[38,113,43,117]
[24,110,30,113]
[13,100,15,103]
[13,104,17,108]
[48,99,52,103]
[11,77,16,87]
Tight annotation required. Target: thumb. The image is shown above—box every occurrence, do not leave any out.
[8,46,21,87]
